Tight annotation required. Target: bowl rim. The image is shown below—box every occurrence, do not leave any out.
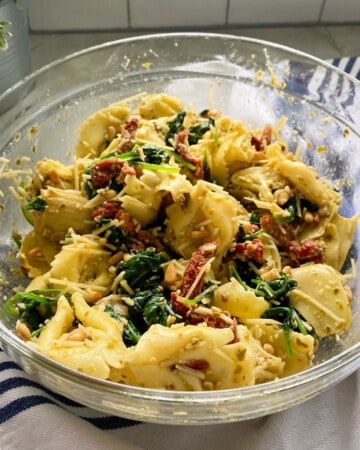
[1,31,360,105]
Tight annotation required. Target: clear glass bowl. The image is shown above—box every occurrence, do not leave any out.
[0,32,359,425]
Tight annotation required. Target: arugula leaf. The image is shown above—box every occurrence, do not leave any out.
[11,230,22,249]
[231,267,297,304]
[104,290,181,347]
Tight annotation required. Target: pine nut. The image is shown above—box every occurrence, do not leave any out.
[28,247,43,257]
[304,211,314,223]
[16,321,32,340]
[85,290,102,303]
[164,262,177,285]
[106,126,117,142]
[263,343,275,354]
[191,229,210,239]
[276,190,290,206]
[66,327,86,342]
[108,251,124,266]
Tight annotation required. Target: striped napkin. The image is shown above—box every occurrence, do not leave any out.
[1,57,360,450]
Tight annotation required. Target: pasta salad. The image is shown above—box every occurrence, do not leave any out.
[6,92,359,391]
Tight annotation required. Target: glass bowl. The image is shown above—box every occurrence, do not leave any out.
[0,32,359,425]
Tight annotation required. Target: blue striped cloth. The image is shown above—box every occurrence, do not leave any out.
[0,349,138,429]
[1,57,360,450]
[332,56,360,78]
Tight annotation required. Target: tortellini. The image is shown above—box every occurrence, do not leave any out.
[32,187,94,241]
[164,180,247,269]
[205,117,258,187]
[31,233,115,298]
[289,263,352,337]
[133,93,184,120]
[76,101,130,158]
[30,293,127,379]
[267,143,341,214]
[245,318,315,377]
[213,278,269,321]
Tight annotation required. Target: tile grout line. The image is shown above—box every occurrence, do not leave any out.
[318,0,326,22]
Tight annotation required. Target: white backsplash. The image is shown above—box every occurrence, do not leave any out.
[228,0,324,25]
[321,0,360,22]
[28,0,129,31]
[27,0,360,31]
[130,0,227,28]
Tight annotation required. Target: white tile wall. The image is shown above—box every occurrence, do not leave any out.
[27,0,360,31]
[28,0,128,31]
[129,0,227,28]
[321,0,360,22]
[228,0,323,25]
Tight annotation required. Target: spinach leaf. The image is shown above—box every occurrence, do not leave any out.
[95,218,131,248]
[122,318,142,347]
[6,289,65,334]
[141,144,171,165]
[273,197,296,223]
[251,272,298,302]
[130,290,181,329]
[116,247,168,292]
[25,196,46,212]
[188,117,215,145]
[261,306,308,357]
[104,304,142,347]
[165,109,186,145]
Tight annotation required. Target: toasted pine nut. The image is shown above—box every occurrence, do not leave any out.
[276,190,290,206]
[282,265,293,276]
[344,285,353,302]
[167,316,177,326]
[303,211,314,223]
[85,290,102,303]
[123,253,132,262]
[260,268,280,282]
[66,327,86,342]
[108,251,124,266]
[106,126,117,142]
[253,151,267,161]
[164,262,177,285]
[16,320,32,341]
[28,247,43,257]
[263,343,275,354]
[318,205,330,217]
[191,229,210,239]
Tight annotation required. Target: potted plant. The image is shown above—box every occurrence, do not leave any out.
[0,0,31,95]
